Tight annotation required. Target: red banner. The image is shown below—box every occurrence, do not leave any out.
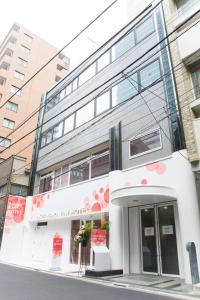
[91,229,106,246]
[6,195,26,223]
[52,233,63,257]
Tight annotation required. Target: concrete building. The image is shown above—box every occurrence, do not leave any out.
[0,23,69,245]
[0,2,200,285]
[162,0,200,206]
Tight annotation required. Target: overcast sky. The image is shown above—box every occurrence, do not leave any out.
[0,0,129,69]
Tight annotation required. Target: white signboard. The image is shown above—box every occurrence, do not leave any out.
[162,225,173,235]
[144,227,154,236]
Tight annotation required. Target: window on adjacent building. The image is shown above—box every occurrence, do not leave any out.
[135,16,154,43]
[24,33,33,44]
[76,101,94,127]
[55,75,61,82]
[6,101,18,112]
[21,45,31,55]
[53,122,63,140]
[96,91,110,115]
[14,70,25,81]
[3,118,15,129]
[139,60,161,88]
[91,151,109,178]
[0,76,6,85]
[70,160,89,185]
[97,51,110,72]
[0,137,11,148]
[112,30,135,61]
[46,130,53,144]
[17,57,28,67]
[64,114,74,134]
[129,129,161,158]
[191,64,200,100]
[39,173,53,193]
[10,85,21,96]
[10,184,28,197]
[79,63,96,86]
[176,0,197,10]
[112,73,138,107]
[0,185,7,198]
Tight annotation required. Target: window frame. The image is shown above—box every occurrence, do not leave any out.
[14,70,25,81]
[135,15,155,45]
[6,101,18,112]
[128,128,162,159]
[138,58,161,90]
[3,118,15,129]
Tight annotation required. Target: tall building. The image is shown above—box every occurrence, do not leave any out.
[0,23,69,245]
[0,23,69,165]
[0,3,200,285]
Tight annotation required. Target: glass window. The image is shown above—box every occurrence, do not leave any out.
[0,137,11,148]
[97,51,110,72]
[10,184,28,197]
[17,57,28,67]
[64,114,74,134]
[60,89,65,100]
[3,118,15,129]
[46,130,53,144]
[72,78,78,91]
[96,91,110,115]
[129,129,161,157]
[21,45,30,54]
[76,101,94,127]
[61,165,69,187]
[140,60,161,88]
[24,33,33,44]
[112,73,138,106]
[54,168,61,190]
[14,70,25,81]
[53,122,63,140]
[135,17,154,43]
[79,63,96,86]
[39,174,53,193]
[70,161,89,185]
[91,152,109,178]
[0,185,7,197]
[10,85,21,96]
[6,101,18,112]
[65,84,72,96]
[191,64,200,99]
[112,30,135,61]
[41,134,46,147]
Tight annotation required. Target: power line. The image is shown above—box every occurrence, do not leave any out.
[1,12,199,160]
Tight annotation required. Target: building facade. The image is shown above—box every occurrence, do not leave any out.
[0,23,69,245]
[162,0,200,210]
[1,2,200,284]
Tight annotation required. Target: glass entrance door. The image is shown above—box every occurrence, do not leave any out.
[140,204,179,276]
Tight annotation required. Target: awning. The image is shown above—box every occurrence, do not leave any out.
[111,185,177,207]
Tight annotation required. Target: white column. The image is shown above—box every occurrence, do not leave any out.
[173,151,200,284]
[109,171,123,270]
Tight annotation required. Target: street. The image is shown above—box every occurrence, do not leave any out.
[0,263,183,300]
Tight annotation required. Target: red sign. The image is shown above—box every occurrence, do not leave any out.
[52,233,63,257]
[6,195,26,223]
[91,229,107,246]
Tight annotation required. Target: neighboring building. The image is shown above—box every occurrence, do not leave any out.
[162,0,200,204]
[0,23,69,245]
[0,2,200,285]
[0,23,69,165]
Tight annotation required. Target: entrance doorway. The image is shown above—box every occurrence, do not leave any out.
[140,204,179,276]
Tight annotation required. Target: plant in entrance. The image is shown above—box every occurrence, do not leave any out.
[74,223,92,247]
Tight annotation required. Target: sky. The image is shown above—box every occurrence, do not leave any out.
[0,0,129,70]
